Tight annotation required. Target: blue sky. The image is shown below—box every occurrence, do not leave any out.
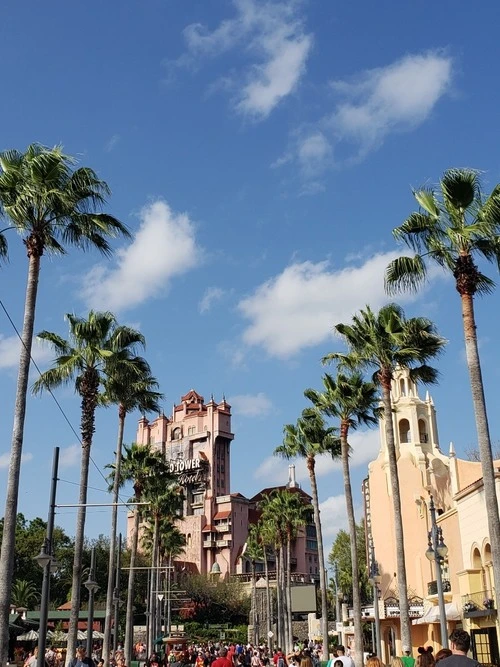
[1,0,500,555]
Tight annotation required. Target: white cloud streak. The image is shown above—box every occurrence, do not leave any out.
[0,334,53,370]
[273,50,452,189]
[59,444,80,469]
[255,429,381,482]
[199,287,226,314]
[82,200,201,313]
[238,250,417,358]
[229,392,273,417]
[0,452,33,469]
[172,0,313,119]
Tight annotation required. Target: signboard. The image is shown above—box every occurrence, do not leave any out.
[168,457,208,486]
[291,584,317,613]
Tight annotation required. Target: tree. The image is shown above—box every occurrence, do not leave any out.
[33,311,145,661]
[11,580,39,609]
[306,372,379,667]
[386,168,500,606]
[328,523,371,605]
[246,523,264,645]
[0,144,129,662]
[275,410,339,659]
[101,363,163,667]
[115,443,165,667]
[323,304,446,650]
[162,526,186,636]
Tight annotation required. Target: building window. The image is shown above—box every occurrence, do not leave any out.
[194,507,203,516]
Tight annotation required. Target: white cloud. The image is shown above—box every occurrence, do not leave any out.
[328,51,452,157]
[0,452,33,469]
[199,287,226,314]
[238,250,419,358]
[272,50,452,189]
[229,392,273,417]
[104,134,121,152]
[82,200,201,312]
[172,0,313,118]
[255,429,381,482]
[59,444,80,468]
[0,334,53,370]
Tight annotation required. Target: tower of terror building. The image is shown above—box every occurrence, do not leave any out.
[133,390,248,578]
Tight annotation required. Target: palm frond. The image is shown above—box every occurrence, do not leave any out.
[385,255,427,294]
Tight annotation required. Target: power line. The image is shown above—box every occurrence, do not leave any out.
[0,296,133,508]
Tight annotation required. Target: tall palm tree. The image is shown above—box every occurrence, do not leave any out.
[305,373,379,667]
[275,411,339,660]
[101,366,163,667]
[275,489,308,652]
[117,443,167,667]
[259,493,285,650]
[259,518,274,649]
[385,168,500,606]
[246,523,264,645]
[323,304,446,650]
[32,311,145,663]
[0,144,129,661]
[143,477,184,653]
[162,526,186,637]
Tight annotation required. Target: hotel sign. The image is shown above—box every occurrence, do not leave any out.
[169,457,207,486]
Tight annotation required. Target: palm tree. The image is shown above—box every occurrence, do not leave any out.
[323,303,446,650]
[0,144,129,661]
[385,168,500,606]
[259,518,274,649]
[275,411,339,660]
[101,366,163,667]
[11,579,39,609]
[246,523,264,645]
[162,526,186,637]
[32,311,145,662]
[305,372,379,667]
[117,443,167,667]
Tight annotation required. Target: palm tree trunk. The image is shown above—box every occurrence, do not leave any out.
[460,292,500,608]
[276,544,283,649]
[286,534,293,653]
[67,375,99,666]
[341,424,363,667]
[281,544,289,652]
[148,516,159,654]
[380,377,411,650]
[0,252,41,663]
[125,509,140,667]
[264,550,271,649]
[67,441,92,664]
[251,560,257,644]
[103,406,126,667]
[307,457,329,661]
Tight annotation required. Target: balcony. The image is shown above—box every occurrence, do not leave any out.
[216,539,231,547]
[462,590,496,618]
[203,539,216,548]
[428,579,451,596]
[215,522,231,533]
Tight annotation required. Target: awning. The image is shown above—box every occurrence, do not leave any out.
[412,603,461,625]
[202,524,216,532]
[214,511,231,520]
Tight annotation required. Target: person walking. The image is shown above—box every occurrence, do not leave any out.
[438,631,480,667]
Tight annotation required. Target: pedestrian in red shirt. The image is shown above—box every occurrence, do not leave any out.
[212,649,233,667]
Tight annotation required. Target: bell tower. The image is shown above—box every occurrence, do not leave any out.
[379,366,440,459]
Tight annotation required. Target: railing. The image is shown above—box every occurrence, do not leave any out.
[428,579,451,595]
[347,597,423,620]
[420,433,429,443]
[462,590,495,614]
[203,539,216,548]
[231,571,318,584]
[215,522,231,532]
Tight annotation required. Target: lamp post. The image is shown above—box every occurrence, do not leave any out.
[84,548,99,658]
[157,594,164,637]
[35,447,60,667]
[368,548,382,659]
[328,564,342,648]
[425,496,449,649]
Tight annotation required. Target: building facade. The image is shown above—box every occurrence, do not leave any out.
[131,390,318,581]
[364,368,499,663]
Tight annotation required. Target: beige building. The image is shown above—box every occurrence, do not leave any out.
[363,368,499,664]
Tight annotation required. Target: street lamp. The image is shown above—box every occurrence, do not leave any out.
[84,548,99,658]
[425,495,449,649]
[368,547,382,659]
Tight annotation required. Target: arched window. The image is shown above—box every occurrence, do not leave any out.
[399,419,411,443]
[472,546,482,570]
[172,427,181,440]
[399,379,406,396]
[418,419,428,443]
[187,533,192,547]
